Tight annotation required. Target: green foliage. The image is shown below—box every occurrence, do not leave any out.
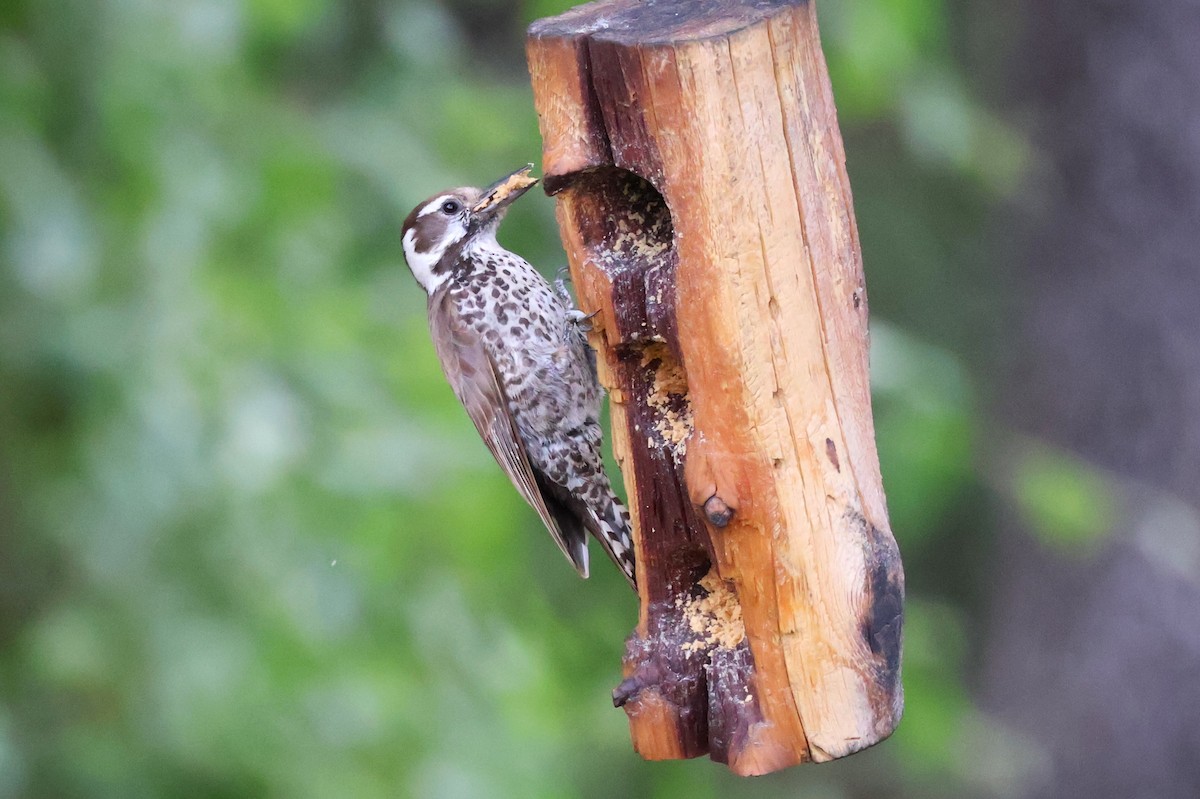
[0,0,1047,797]
[822,0,1027,191]
[1011,443,1118,554]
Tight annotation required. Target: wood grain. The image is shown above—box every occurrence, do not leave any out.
[528,0,903,774]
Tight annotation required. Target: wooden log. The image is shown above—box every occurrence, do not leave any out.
[526,0,904,775]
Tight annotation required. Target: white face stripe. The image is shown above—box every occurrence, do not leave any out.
[419,195,456,218]
[403,191,482,294]
[402,227,451,294]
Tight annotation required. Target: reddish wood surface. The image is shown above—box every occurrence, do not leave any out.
[527,0,904,775]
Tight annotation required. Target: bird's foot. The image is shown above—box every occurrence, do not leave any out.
[554,266,573,306]
[566,308,599,333]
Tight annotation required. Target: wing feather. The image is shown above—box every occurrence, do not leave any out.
[428,287,590,577]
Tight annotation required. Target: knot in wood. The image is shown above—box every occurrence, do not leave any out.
[704,495,734,528]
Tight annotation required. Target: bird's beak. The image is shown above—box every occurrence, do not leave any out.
[472,165,539,218]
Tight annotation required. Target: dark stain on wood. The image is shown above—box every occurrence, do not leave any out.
[617,600,710,757]
[825,437,840,471]
[552,163,765,760]
[848,509,904,711]
[588,40,666,186]
[576,39,616,165]
[705,641,761,764]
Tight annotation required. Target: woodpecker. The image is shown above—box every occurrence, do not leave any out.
[400,165,636,588]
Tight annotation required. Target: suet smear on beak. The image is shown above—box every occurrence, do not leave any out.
[472,165,539,214]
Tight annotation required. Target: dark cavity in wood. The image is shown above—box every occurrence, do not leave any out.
[552,165,760,760]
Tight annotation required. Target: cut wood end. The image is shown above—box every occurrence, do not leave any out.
[528,0,810,47]
[727,736,808,777]
[624,691,704,761]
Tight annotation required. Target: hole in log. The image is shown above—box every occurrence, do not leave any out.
[553,166,708,587]
[551,167,676,344]
[552,171,691,463]
[553,166,761,764]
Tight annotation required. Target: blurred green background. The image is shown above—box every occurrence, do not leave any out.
[3,0,1198,797]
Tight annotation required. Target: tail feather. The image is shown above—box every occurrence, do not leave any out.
[587,492,636,589]
[535,471,636,589]
[534,473,590,578]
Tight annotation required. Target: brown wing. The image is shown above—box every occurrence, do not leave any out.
[427,287,590,577]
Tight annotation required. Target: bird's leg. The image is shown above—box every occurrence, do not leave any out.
[565,307,600,333]
[557,266,599,333]
[553,265,574,306]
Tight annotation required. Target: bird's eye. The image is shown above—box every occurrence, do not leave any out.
[440,199,462,215]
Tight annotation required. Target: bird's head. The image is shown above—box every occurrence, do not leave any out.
[401,165,538,294]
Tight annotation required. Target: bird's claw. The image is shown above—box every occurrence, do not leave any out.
[556,268,597,332]
[566,308,599,333]
[554,266,573,305]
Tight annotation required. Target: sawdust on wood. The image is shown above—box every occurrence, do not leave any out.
[679,569,745,654]
[642,343,693,457]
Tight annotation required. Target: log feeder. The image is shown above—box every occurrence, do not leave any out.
[526,0,904,776]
